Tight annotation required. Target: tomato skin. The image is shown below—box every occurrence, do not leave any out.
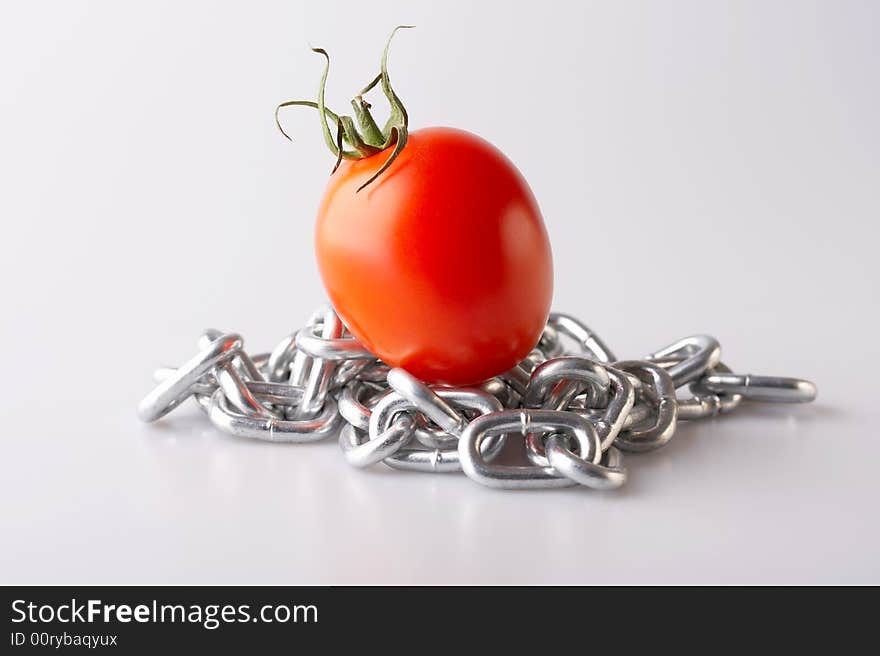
[315,127,553,385]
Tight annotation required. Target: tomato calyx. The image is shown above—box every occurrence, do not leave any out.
[275,25,413,192]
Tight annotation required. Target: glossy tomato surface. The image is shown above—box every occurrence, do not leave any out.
[315,127,553,385]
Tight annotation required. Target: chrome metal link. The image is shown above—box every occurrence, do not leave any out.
[138,332,243,422]
[678,362,743,420]
[339,414,416,467]
[545,437,627,490]
[523,356,611,410]
[294,306,343,419]
[368,375,504,472]
[459,409,601,489]
[547,312,617,363]
[295,323,375,361]
[209,389,341,443]
[696,372,817,403]
[646,335,721,387]
[611,361,678,452]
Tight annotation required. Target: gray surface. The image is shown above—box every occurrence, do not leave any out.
[1,0,877,584]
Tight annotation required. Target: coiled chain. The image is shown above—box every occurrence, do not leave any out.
[138,306,817,491]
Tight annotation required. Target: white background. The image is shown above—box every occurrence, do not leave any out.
[1,0,877,584]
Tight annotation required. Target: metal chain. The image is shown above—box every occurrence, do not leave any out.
[138,306,817,491]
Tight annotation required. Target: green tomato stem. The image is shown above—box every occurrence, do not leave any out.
[275,25,414,190]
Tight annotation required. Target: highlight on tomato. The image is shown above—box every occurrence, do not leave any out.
[276,27,553,385]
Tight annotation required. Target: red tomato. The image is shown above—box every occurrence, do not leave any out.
[315,127,553,385]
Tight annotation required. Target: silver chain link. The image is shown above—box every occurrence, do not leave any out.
[138,305,817,491]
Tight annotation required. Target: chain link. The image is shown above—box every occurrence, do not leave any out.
[138,305,818,491]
